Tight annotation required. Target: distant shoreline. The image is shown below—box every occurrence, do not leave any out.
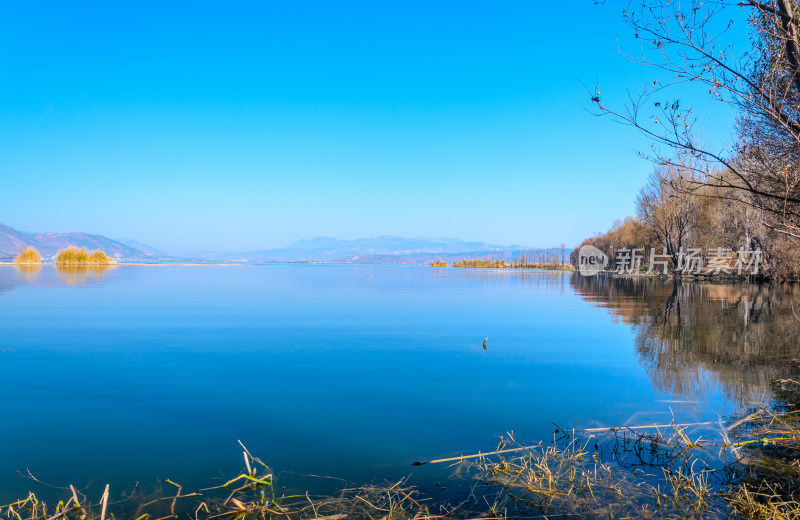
[0,261,577,270]
[0,261,314,267]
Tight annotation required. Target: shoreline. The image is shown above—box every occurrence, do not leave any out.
[601,270,773,283]
[5,392,799,520]
[0,262,577,269]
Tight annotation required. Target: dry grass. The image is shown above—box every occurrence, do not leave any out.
[447,256,573,270]
[4,383,800,520]
[464,381,800,519]
[722,379,800,519]
[468,428,721,519]
[430,258,448,268]
[14,246,41,264]
[0,442,474,520]
[451,258,507,269]
[56,246,115,266]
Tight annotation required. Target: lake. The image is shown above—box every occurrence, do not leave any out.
[0,264,796,504]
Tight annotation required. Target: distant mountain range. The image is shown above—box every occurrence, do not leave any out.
[210,236,534,264]
[0,223,166,261]
[0,223,562,264]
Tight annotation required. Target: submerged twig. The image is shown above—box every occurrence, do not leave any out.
[413,446,539,466]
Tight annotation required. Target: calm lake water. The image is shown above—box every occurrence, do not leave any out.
[0,264,796,503]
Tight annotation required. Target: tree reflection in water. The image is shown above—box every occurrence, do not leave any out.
[571,275,800,402]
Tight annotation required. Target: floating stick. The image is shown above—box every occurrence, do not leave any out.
[100,485,109,520]
[412,445,537,465]
[583,421,717,432]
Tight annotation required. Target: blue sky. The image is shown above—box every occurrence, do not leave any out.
[0,1,741,252]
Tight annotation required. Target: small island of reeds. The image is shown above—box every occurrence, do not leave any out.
[14,246,41,264]
[440,250,574,270]
[452,257,508,268]
[56,246,116,266]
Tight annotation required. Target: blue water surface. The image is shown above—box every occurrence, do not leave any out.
[0,265,736,501]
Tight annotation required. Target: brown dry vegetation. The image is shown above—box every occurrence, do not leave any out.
[470,398,800,520]
[55,246,115,266]
[5,391,800,520]
[14,246,41,264]
[448,248,573,271]
[452,257,508,269]
[582,1,800,280]
[572,168,800,279]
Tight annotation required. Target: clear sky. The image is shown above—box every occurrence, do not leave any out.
[0,1,740,253]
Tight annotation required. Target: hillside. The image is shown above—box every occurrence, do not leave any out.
[0,224,163,261]
[0,223,559,265]
[226,236,530,263]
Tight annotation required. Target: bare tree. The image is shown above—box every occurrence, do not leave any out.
[636,161,700,269]
[591,0,800,239]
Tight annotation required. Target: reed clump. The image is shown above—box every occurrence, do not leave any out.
[430,258,448,267]
[452,257,507,269]
[55,246,115,266]
[468,428,721,519]
[446,252,574,270]
[465,383,800,519]
[6,384,800,520]
[14,246,41,264]
[0,442,446,520]
[723,379,800,520]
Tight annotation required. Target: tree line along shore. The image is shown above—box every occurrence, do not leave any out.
[14,245,115,266]
[430,249,573,270]
[571,0,800,282]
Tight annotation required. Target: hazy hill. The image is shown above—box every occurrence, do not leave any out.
[0,223,162,261]
[0,223,560,265]
[227,236,533,263]
[115,238,169,257]
[0,224,32,257]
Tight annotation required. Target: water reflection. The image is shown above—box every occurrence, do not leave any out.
[454,268,570,292]
[571,275,800,402]
[56,265,115,284]
[0,267,18,295]
[15,264,41,282]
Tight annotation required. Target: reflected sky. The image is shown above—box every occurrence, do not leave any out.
[0,265,792,503]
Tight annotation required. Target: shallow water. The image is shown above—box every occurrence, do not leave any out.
[0,265,795,502]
